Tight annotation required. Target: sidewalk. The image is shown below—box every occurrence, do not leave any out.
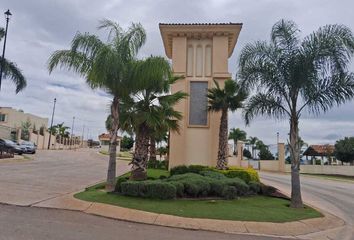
[32,191,345,239]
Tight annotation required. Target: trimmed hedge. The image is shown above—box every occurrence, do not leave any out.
[121,180,176,199]
[170,165,260,183]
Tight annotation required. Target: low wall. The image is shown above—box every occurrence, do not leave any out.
[260,160,281,172]
[285,164,354,176]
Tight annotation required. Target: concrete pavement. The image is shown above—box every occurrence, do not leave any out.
[260,171,354,240]
[0,148,130,206]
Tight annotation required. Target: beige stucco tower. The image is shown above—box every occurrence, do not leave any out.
[159,23,242,168]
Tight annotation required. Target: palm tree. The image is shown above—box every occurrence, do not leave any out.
[247,136,259,159]
[120,68,186,179]
[239,19,354,208]
[207,79,248,170]
[0,27,26,93]
[56,123,70,138]
[48,19,146,191]
[228,128,247,155]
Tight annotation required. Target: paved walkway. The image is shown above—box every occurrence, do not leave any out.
[0,148,130,206]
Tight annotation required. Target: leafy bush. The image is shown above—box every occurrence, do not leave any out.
[222,186,237,200]
[167,173,203,181]
[200,170,226,180]
[217,167,260,183]
[170,165,189,175]
[169,181,184,197]
[120,180,176,199]
[220,178,249,196]
[260,183,277,196]
[188,165,208,174]
[248,181,261,194]
[115,176,129,192]
[208,179,225,196]
[181,179,210,197]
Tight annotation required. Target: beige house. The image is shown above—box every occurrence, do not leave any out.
[98,133,122,153]
[0,107,48,130]
[159,23,242,168]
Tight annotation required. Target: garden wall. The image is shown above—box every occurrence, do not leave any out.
[285,164,354,176]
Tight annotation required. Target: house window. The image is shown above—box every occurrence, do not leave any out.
[189,81,208,126]
[0,113,6,122]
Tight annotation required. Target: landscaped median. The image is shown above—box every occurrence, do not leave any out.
[66,166,346,237]
[75,166,321,223]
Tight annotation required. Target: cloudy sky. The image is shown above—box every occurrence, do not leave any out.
[0,0,353,145]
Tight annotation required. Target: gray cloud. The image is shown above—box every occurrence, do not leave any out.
[0,0,354,143]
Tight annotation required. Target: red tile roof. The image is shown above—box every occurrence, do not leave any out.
[303,145,335,156]
[98,133,122,141]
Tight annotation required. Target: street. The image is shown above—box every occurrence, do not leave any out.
[0,150,352,239]
[260,171,354,239]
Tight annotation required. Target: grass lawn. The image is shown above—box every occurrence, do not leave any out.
[76,169,321,223]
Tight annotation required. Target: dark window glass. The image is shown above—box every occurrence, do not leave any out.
[189,81,208,125]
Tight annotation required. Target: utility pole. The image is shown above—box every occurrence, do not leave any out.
[47,98,56,149]
[70,116,75,149]
[81,125,85,147]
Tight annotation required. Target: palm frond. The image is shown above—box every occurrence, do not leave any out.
[2,58,26,93]
[243,93,290,125]
[98,19,123,42]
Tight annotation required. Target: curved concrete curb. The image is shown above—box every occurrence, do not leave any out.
[33,192,345,239]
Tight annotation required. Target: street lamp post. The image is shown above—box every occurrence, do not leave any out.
[48,98,57,149]
[70,116,75,149]
[0,9,12,91]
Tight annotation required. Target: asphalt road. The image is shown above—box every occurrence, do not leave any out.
[0,204,293,240]
[260,171,354,240]
[0,149,130,206]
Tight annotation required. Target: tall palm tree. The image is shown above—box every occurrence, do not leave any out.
[239,19,354,208]
[247,136,259,159]
[0,27,26,93]
[228,128,247,155]
[120,68,186,179]
[208,79,248,170]
[48,19,146,191]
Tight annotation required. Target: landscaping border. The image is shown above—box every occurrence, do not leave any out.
[32,190,345,238]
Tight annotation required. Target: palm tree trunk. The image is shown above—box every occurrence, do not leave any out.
[289,115,303,208]
[105,97,120,192]
[131,123,149,180]
[217,108,228,170]
[149,136,157,168]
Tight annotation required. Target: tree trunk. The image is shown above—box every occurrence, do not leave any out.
[149,136,157,168]
[289,115,303,208]
[131,123,149,180]
[105,97,119,192]
[216,108,228,170]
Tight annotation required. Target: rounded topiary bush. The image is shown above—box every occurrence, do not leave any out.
[170,165,189,175]
[222,186,237,200]
[248,181,261,194]
[200,170,226,180]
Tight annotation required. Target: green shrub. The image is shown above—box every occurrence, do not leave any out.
[208,179,225,196]
[170,165,189,175]
[217,167,260,183]
[188,165,207,174]
[200,170,226,180]
[144,181,176,199]
[120,180,176,199]
[222,186,237,200]
[114,176,129,192]
[260,183,277,196]
[167,173,204,181]
[220,178,249,196]
[181,179,210,197]
[169,181,184,197]
[248,181,261,194]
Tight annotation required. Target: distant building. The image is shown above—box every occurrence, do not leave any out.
[0,107,48,129]
[303,144,335,165]
[98,133,122,153]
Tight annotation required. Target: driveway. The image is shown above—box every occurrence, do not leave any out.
[0,149,130,206]
[260,171,354,240]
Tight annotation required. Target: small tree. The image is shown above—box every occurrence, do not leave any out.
[258,146,275,160]
[334,137,354,165]
[121,136,134,151]
[21,119,31,140]
[208,79,248,169]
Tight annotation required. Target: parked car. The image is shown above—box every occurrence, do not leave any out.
[19,141,37,154]
[0,139,23,155]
